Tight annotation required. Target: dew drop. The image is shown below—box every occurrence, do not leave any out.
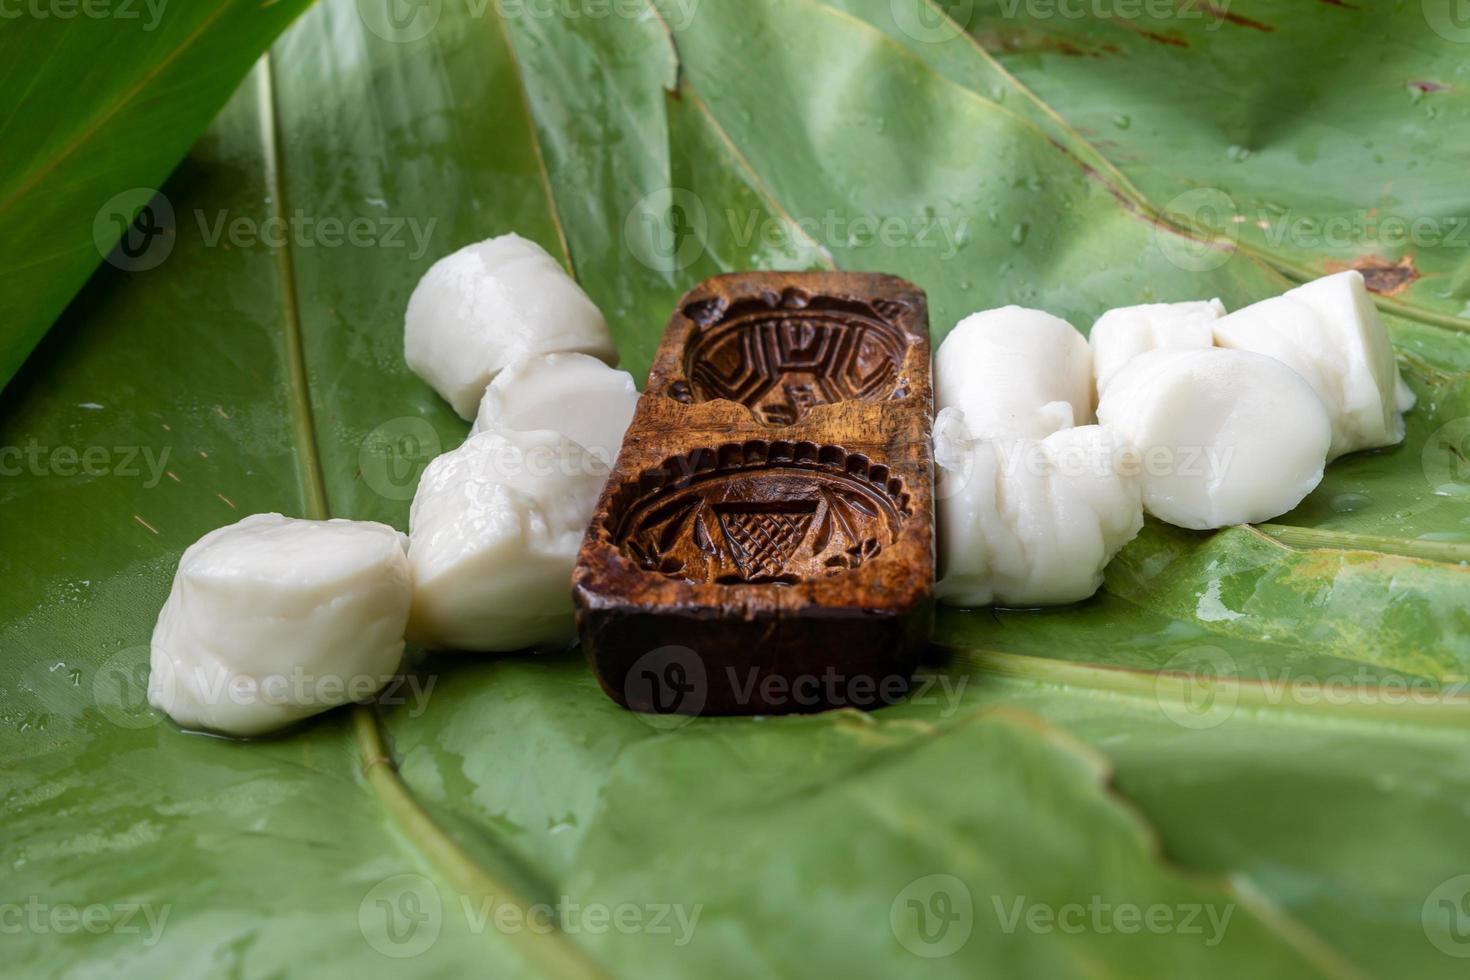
[1419,531,1470,543]
[1330,493,1371,513]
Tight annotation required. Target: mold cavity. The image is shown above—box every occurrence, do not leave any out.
[609,444,910,586]
[678,293,913,424]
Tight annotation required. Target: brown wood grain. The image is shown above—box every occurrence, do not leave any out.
[573,271,935,715]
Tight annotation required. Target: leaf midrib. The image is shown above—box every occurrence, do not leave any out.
[260,41,609,979]
[489,5,576,276]
[261,60,328,524]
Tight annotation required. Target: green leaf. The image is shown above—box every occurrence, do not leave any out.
[4,0,1469,977]
[563,708,1353,976]
[0,0,316,391]
[830,0,1470,326]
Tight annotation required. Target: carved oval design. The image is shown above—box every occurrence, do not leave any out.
[608,442,909,586]
[680,290,912,424]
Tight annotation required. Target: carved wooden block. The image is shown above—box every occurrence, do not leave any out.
[572,271,935,716]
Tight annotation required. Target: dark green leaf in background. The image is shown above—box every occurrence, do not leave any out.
[0,0,316,389]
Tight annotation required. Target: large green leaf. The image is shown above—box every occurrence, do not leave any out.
[3,0,1468,977]
[0,0,316,390]
[832,0,1470,325]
